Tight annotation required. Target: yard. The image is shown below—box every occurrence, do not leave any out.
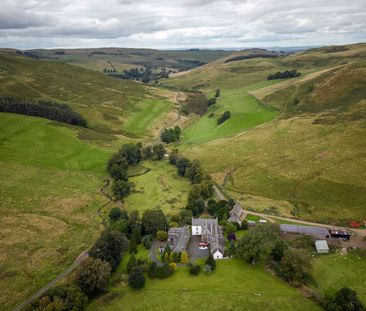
[88,259,320,311]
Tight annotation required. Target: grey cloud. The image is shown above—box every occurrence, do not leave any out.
[0,0,365,49]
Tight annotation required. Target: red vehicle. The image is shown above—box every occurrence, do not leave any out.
[350,220,361,228]
[199,242,209,247]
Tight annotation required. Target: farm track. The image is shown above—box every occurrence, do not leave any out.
[213,185,366,239]
[13,252,89,311]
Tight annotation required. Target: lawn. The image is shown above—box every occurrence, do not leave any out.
[311,250,366,304]
[124,160,191,215]
[0,113,113,309]
[88,259,320,311]
[183,88,277,144]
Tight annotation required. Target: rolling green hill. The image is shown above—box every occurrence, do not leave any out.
[0,113,114,309]
[0,51,177,138]
[171,43,366,224]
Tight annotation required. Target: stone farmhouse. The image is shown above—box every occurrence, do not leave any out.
[228,202,246,224]
[191,218,225,259]
[167,225,190,253]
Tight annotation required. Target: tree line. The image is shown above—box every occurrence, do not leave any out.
[267,69,301,80]
[0,97,87,127]
[107,143,167,202]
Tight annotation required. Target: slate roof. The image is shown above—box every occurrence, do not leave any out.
[280,224,329,237]
[228,202,245,223]
[168,226,190,253]
[192,218,225,255]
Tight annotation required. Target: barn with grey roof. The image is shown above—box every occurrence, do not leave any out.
[280,224,330,238]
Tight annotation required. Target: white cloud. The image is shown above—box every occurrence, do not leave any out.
[0,0,365,49]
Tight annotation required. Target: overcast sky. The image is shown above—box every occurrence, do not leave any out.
[1,0,365,49]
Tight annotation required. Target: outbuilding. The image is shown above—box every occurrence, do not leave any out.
[315,240,329,254]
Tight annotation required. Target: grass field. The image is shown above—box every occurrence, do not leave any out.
[311,250,366,304]
[88,259,320,311]
[0,113,115,309]
[183,88,278,144]
[124,160,191,215]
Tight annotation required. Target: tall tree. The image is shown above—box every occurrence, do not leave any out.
[237,224,280,264]
[153,143,166,160]
[118,144,142,165]
[279,248,312,287]
[89,230,129,270]
[142,209,168,234]
[128,267,145,289]
[74,258,111,297]
[112,179,132,201]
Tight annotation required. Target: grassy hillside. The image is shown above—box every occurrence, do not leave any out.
[88,259,320,311]
[0,51,176,138]
[9,48,233,72]
[0,113,118,309]
[124,161,190,215]
[170,43,366,224]
[183,86,278,144]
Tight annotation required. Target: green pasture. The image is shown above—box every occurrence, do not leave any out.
[88,259,320,311]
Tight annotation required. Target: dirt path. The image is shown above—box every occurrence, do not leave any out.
[14,179,113,310]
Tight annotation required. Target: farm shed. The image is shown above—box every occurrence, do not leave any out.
[329,229,350,240]
[280,224,330,238]
[315,240,329,253]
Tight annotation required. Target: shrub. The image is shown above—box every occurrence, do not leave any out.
[142,235,153,249]
[207,97,216,106]
[188,263,201,275]
[128,267,145,289]
[180,251,189,264]
[169,262,177,272]
[205,254,216,271]
[202,264,212,274]
[148,262,159,278]
[217,111,231,125]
